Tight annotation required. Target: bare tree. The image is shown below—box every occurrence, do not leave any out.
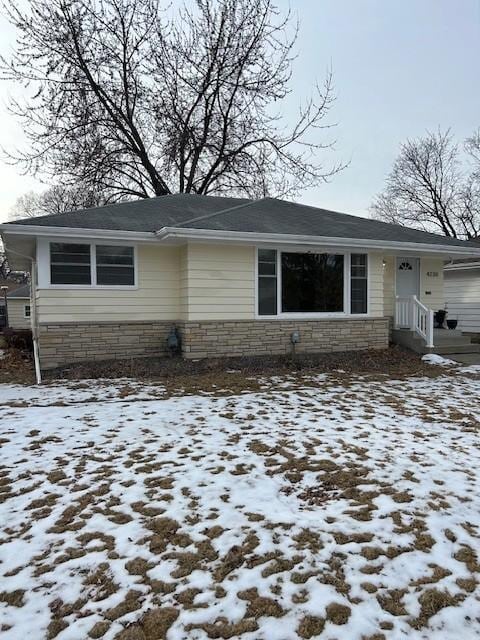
[1,0,342,202]
[371,130,480,239]
[9,185,108,220]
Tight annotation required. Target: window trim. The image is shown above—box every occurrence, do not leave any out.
[24,304,31,319]
[255,247,371,319]
[95,244,136,287]
[38,238,138,290]
[50,241,92,286]
[350,253,369,315]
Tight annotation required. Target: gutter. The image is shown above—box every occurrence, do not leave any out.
[444,261,480,271]
[155,227,480,258]
[0,223,157,242]
[3,221,480,258]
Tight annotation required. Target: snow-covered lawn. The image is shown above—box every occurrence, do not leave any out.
[0,369,479,640]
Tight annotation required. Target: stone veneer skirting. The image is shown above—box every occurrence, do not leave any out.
[180,318,390,359]
[38,317,390,369]
[38,321,174,370]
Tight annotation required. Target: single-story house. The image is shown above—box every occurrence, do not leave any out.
[1,194,480,370]
[444,259,480,336]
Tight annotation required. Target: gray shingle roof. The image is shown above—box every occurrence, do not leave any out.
[7,284,30,298]
[9,193,480,249]
[13,194,248,233]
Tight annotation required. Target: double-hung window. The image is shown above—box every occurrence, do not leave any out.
[257,250,368,316]
[257,249,277,315]
[50,243,91,285]
[49,242,135,287]
[350,254,368,314]
[96,245,135,286]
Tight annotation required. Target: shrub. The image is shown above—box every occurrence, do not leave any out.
[2,328,33,352]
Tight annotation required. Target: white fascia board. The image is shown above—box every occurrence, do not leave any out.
[3,222,480,258]
[155,227,480,258]
[0,223,157,243]
[444,261,480,271]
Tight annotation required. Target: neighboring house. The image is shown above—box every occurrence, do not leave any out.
[0,279,30,330]
[1,194,480,371]
[444,260,480,336]
[6,284,32,330]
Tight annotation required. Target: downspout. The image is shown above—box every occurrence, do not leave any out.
[30,260,42,384]
[3,245,42,384]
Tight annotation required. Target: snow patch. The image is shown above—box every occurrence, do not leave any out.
[422,353,458,366]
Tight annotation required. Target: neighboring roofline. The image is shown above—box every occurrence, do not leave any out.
[155,227,480,257]
[444,261,480,271]
[7,295,30,299]
[0,223,157,242]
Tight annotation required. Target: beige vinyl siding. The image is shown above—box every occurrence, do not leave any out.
[183,243,255,320]
[419,258,444,310]
[179,245,188,320]
[445,267,480,332]
[8,299,31,329]
[36,245,180,323]
[382,256,395,317]
[368,253,384,317]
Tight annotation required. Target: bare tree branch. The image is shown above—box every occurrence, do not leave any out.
[1,0,343,204]
[9,184,109,220]
[371,129,480,240]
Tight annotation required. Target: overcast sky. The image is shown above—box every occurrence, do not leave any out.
[0,0,478,222]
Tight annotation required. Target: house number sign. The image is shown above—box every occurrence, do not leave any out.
[426,271,439,277]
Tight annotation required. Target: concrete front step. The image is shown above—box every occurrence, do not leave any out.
[433,328,463,337]
[432,332,471,345]
[446,353,480,365]
[431,336,474,346]
[392,328,480,357]
[431,344,480,355]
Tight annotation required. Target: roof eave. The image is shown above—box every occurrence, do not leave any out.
[444,261,480,271]
[0,223,157,242]
[2,222,479,258]
[155,227,480,257]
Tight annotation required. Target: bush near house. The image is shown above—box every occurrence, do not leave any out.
[2,328,33,351]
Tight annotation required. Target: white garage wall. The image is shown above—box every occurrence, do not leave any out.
[444,267,480,333]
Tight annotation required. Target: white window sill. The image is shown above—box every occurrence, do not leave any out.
[39,285,139,291]
[255,313,371,320]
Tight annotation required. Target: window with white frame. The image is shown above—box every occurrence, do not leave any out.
[49,242,135,287]
[350,254,368,314]
[24,304,31,318]
[257,250,368,316]
[96,245,135,286]
[282,252,344,313]
[257,249,277,315]
[50,243,91,285]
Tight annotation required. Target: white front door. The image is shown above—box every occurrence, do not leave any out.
[396,257,420,297]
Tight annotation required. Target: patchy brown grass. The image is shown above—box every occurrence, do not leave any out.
[238,588,285,618]
[186,617,259,639]
[325,602,351,625]
[88,621,111,638]
[377,589,408,616]
[409,589,463,629]
[297,615,325,638]
[0,589,25,607]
